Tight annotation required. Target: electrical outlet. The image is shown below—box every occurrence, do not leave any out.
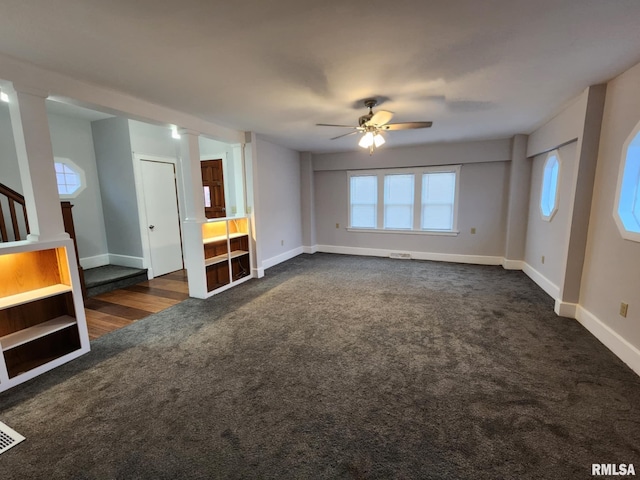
[470,227,476,234]
[541,255,545,264]
[620,302,629,318]
[336,223,340,229]
[247,206,252,214]
[230,206,237,214]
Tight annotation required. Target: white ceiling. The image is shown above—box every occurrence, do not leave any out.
[1,0,640,153]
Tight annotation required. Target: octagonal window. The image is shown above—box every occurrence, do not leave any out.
[615,121,640,241]
[540,150,560,220]
[54,158,86,198]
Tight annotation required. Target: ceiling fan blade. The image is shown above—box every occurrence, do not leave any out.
[316,123,359,128]
[368,110,394,126]
[381,121,433,130]
[330,131,360,140]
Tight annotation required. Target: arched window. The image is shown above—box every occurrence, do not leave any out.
[54,158,86,198]
[614,121,640,242]
[540,151,560,220]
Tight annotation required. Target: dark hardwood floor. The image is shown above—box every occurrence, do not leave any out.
[84,270,189,340]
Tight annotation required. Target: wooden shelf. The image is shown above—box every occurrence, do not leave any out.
[0,284,72,310]
[1,315,77,351]
[205,253,229,266]
[203,232,247,245]
[205,250,250,267]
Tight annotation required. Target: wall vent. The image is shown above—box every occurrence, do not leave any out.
[389,252,412,260]
[0,421,25,455]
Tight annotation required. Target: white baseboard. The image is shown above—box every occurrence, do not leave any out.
[555,300,578,318]
[302,245,318,254]
[109,254,145,269]
[262,246,304,270]
[521,262,560,299]
[252,267,265,278]
[502,259,524,270]
[315,245,503,266]
[576,306,640,377]
[79,254,109,269]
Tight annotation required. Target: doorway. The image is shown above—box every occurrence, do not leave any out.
[201,159,226,218]
[136,157,184,277]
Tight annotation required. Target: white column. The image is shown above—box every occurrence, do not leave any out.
[556,84,607,314]
[300,152,317,252]
[503,134,530,268]
[178,129,206,222]
[178,128,207,298]
[244,132,264,278]
[5,83,68,242]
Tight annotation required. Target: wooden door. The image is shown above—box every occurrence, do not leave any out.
[201,159,226,218]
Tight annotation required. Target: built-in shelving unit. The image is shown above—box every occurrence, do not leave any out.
[0,239,90,391]
[202,216,252,294]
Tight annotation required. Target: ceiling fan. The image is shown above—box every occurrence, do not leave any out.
[317,98,433,154]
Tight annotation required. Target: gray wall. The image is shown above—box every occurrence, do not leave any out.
[0,101,21,193]
[129,119,179,159]
[312,139,511,258]
[48,112,109,260]
[92,117,143,257]
[524,141,578,291]
[580,61,640,349]
[255,136,302,263]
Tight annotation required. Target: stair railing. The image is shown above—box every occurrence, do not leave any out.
[0,182,29,242]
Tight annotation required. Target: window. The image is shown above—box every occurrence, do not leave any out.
[422,172,456,230]
[350,175,377,228]
[614,121,640,242]
[348,166,460,234]
[540,151,560,220]
[54,158,86,198]
[384,174,414,229]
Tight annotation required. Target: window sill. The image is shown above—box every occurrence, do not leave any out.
[346,228,459,237]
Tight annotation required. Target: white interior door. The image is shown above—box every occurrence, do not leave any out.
[140,160,183,276]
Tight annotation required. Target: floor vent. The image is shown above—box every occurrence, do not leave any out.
[389,252,412,259]
[0,421,25,455]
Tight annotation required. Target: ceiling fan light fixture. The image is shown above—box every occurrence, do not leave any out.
[359,131,374,149]
[317,98,433,154]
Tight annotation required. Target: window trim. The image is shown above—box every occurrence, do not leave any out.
[614,119,640,242]
[54,157,86,199]
[539,150,560,222]
[347,165,461,235]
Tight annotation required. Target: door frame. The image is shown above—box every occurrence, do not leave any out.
[132,153,184,279]
[201,152,230,212]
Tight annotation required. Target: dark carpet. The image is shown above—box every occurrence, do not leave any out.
[1,253,639,479]
[84,265,148,297]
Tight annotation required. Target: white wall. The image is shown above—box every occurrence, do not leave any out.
[47,112,109,261]
[91,117,143,259]
[527,92,588,157]
[312,140,511,262]
[255,136,303,269]
[523,142,578,296]
[128,119,179,159]
[579,61,640,360]
[521,85,606,310]
[314,139,511,171]
[0,101,20,193]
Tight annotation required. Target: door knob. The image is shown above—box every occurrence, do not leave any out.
[149,225,155,230]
